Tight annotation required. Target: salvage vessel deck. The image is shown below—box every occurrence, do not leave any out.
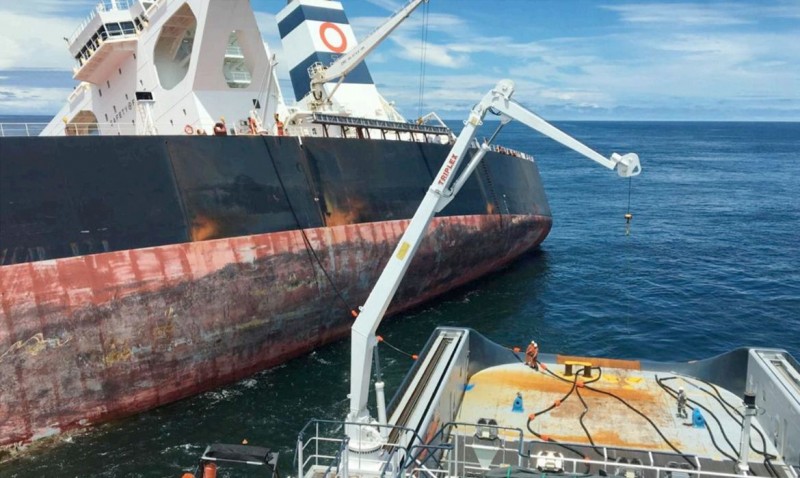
[295,329,800,478]
[459,361,787,475]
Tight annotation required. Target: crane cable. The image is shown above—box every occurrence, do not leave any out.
[621,174,635,337]
[376,335,419,360]
[624,177,633,235]
[262,137,357,318]
[416,0,430,119]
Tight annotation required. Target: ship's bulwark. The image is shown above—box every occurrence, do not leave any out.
[0,135,551,447]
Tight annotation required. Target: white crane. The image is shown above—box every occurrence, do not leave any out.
[306,0,427,111]
[345,79,641,450]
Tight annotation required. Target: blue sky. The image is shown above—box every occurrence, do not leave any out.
[1,0,798,120]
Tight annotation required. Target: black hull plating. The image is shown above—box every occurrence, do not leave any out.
[0,135,551,265]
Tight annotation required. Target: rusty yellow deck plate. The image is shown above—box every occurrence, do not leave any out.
[455,362,770,462]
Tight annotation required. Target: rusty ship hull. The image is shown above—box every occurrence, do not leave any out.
[0,134,551,447]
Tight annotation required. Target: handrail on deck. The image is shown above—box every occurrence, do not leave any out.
[69,0,138,45]
[295,419,429,478]
[294,418,780,478]
[0,122,138,137]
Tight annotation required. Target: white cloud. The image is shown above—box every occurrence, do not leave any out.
[0,11,80,69]
[604,3,752,26]
[0,0,94,15]
[364,0,403,12]
[350,11,467,39]
[389,34,470,68]
[539,89,609,108]
[0,86,72,115]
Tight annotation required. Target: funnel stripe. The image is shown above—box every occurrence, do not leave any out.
[278,5,349,39]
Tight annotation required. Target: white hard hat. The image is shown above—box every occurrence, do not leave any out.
[679,386,684,391]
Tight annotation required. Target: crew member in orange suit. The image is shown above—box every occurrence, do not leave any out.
[525,340,539,370]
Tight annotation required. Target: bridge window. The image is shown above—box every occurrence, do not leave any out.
[106,22,122,37]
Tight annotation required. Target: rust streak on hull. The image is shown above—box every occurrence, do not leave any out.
[0,213,551,448]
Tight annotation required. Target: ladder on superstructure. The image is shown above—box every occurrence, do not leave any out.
[135,91,158,135]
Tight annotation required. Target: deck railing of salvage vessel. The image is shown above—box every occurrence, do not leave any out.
[296,419,781,478]
[295,419,429,478]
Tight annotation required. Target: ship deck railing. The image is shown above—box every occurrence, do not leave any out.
[295,419,794,478]
[298,114,535,160]
[295,418,429,478]
[428,421,794,478]
[68,0,137,45]
[0,122,138,137]
[0,123,48,137]
[310,113,455,143]
[413,451,780,478]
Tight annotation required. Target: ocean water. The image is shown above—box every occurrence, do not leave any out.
[2,121,799,477]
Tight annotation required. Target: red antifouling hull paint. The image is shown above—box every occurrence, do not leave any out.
[0,213,550,447]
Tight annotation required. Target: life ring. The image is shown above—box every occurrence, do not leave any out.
[319,22,347,53]
[184,124,194,135]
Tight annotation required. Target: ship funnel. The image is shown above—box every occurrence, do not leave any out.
[276,0,374,101]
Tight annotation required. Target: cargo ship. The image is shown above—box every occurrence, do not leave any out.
[186,82,798,478]
[0,0,555,449]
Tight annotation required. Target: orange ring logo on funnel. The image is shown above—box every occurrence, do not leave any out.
[319,22,348,53]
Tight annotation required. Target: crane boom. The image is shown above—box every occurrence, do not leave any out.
[345,79,641,446]
[308,0,427,108]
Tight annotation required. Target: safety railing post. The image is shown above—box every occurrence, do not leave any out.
[0,123,4,137]
[341,440,349,478]
[297,434,304,478]
[455,432,459,477]
[25,123,30,136]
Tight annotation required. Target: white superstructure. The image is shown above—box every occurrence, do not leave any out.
[42,0,289,137]
[38,0,438,139]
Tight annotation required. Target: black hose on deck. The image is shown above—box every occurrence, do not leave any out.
[526,370,591,466]
[661,376,778,478]
[657,377,741,466]
[571,373,697,469]
[531,364,695,469]
[701,379,778,475]
[705,380,778,477]
[574,384,605,459]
